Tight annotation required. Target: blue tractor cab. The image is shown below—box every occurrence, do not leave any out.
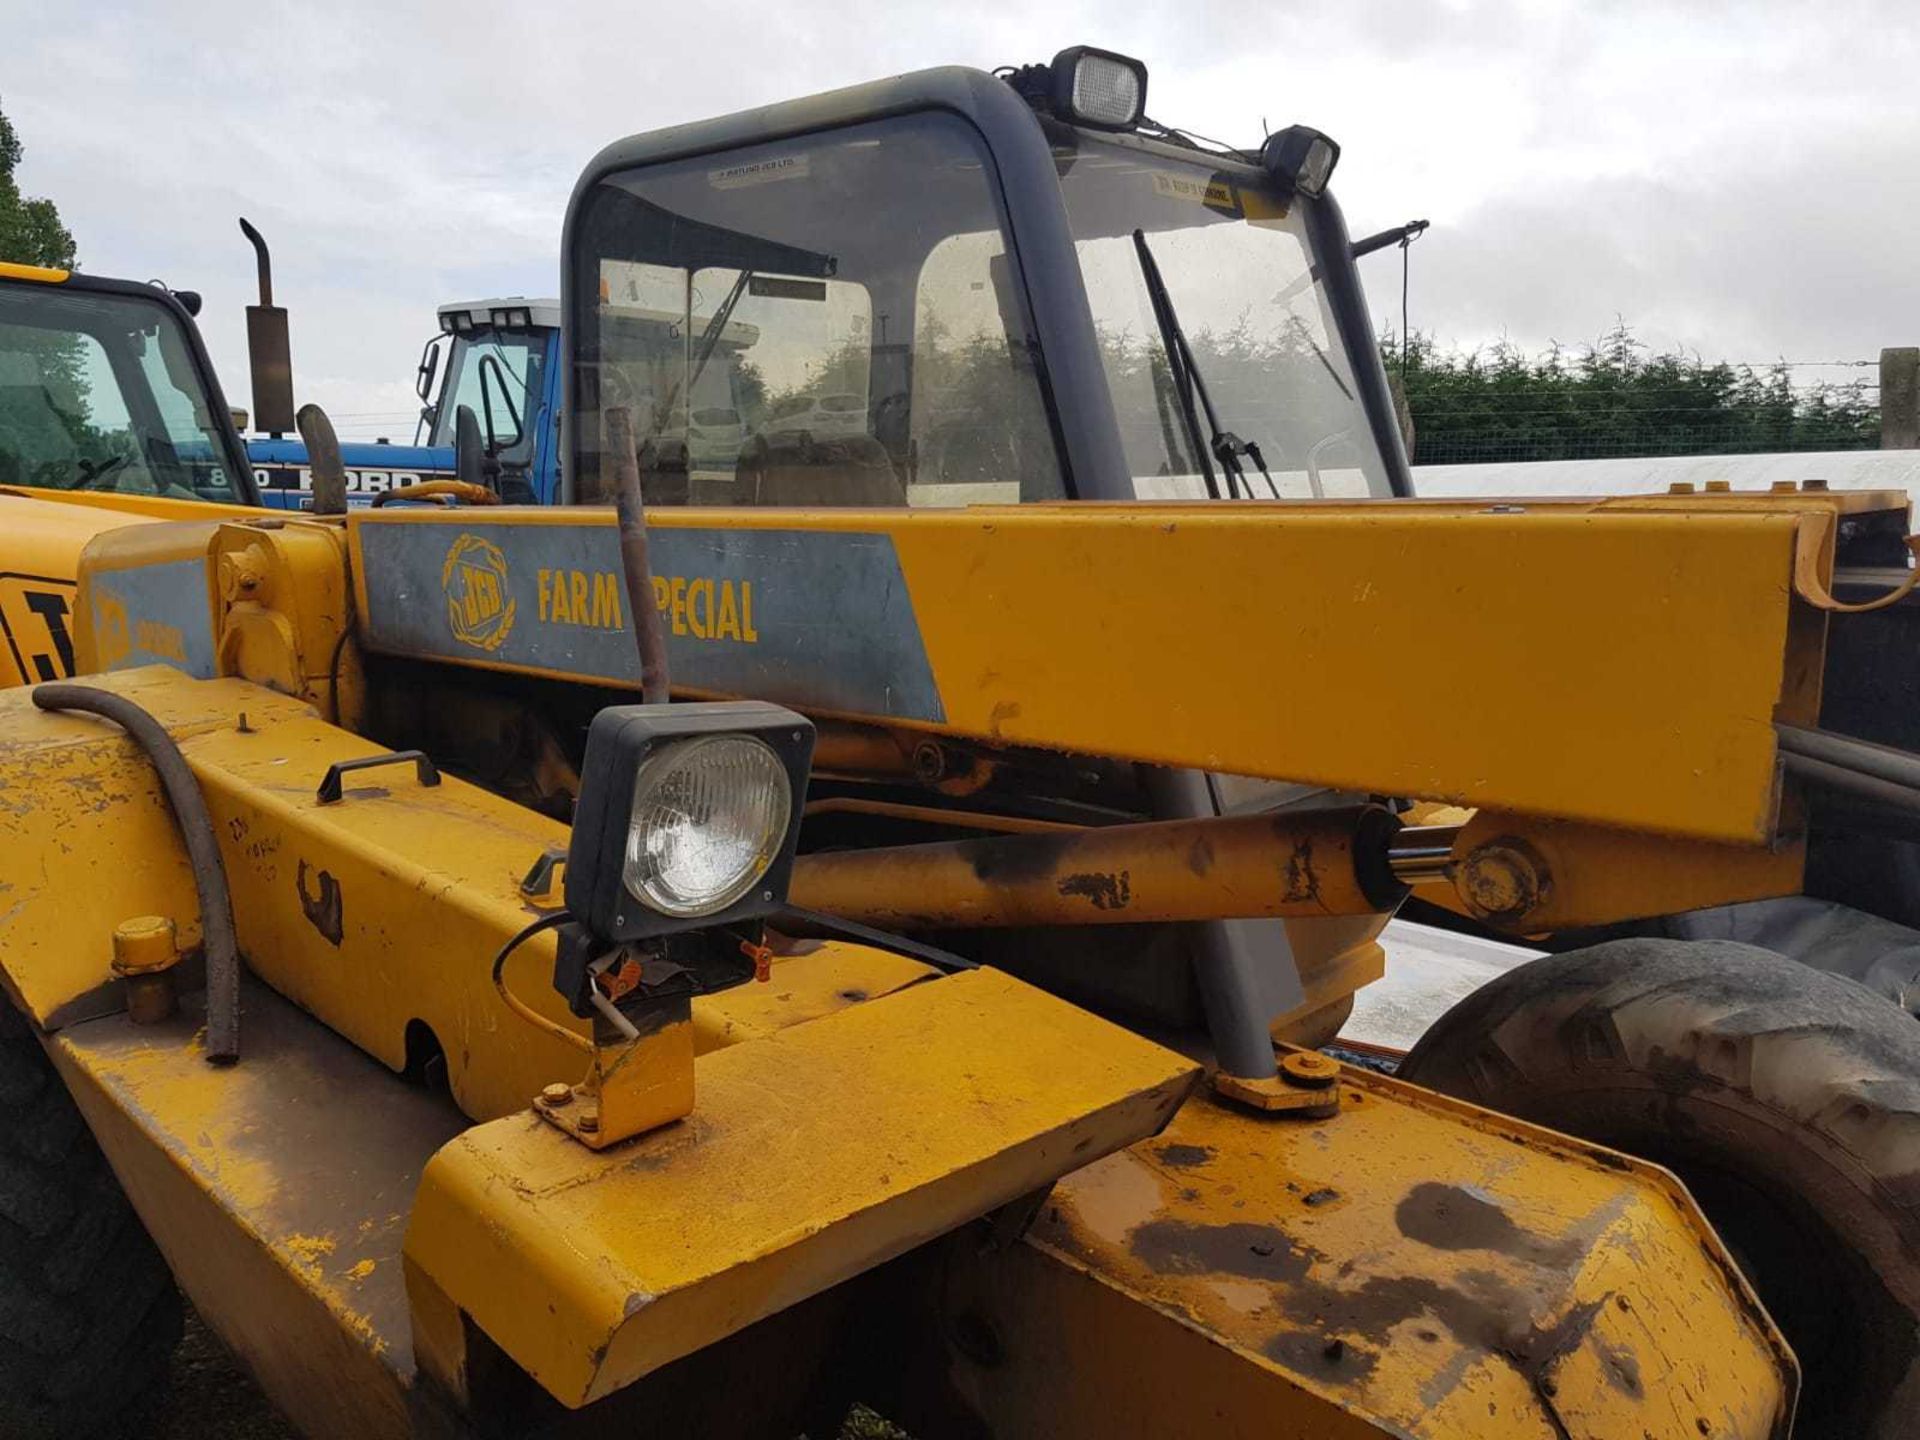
[248,296,564,508]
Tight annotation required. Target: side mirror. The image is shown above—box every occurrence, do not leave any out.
[415,337,442,404]
[238,218,295,437]
[454,404,494,491]
[229,408,249,433]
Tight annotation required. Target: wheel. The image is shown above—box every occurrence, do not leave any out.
[0,1000,181,1437]
[1398,938,1920,1440]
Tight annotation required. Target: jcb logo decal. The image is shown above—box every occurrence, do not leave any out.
[0,575,76,682]
[442,534,516,652]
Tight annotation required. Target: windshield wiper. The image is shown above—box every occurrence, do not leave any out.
[72,454,131,490]
[1130,231,1275,499]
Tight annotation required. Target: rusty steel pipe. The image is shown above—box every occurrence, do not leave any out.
[605,406,672,706]
[808,721,917,777]
[787,804,1408,930]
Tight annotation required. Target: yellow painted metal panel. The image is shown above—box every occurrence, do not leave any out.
[345,499,1835,843]
[689,941,939,1052]
[47,979,464,1440]
[0,491,250,687]
[404,967,1200,1408]
[880,505,1806,845]
[1419,811,1807,932]
[0,670,314,1026]
[0,260,70,283]
[927,1076,1794,1438]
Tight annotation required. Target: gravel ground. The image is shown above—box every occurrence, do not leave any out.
[151,1309,906,1438]
[151,1310,296,1439]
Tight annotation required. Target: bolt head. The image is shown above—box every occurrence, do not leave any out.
[540,1083,574,1107]
[1279,1051,1339,1089]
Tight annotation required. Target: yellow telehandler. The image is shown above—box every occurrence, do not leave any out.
[0,259,262,685]
[2,47,1918,1439]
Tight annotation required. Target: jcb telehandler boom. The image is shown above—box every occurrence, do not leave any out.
[1,46,1917,1440]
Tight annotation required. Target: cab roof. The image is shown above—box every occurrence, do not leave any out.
[436,297,562,333]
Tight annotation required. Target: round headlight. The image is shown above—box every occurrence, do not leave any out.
[623,734,792,917]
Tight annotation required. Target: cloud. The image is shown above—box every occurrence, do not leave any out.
[5,0,1915,435]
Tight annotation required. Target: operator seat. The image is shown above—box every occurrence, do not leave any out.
[635,436,691,507]
[737,430,905,507]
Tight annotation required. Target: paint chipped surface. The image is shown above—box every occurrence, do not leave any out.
[47,974,468,1423]
[1036,1076,1794,1438]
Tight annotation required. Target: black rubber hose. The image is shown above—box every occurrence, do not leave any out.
[31,685,240,1063]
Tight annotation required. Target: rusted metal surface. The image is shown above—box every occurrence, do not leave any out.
[1413,811,1805,932]
[1455,836,1553,924]
[112,915,181,1024]
[295,405,347,516]
[604,405,671,705]
[802,795,1084,835]
[787,804,1407,931]
[911,1071,1795,1438]
[808,720,917,777]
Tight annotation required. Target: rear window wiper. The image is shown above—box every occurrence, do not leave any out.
[1130,230,1275,499]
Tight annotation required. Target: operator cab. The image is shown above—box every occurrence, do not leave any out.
[419,297,561,502]
[564,48,1410,506]
[0,264,255,505]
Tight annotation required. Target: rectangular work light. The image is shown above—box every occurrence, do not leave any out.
[1261,125,1341,197]
[564,701,815,945]
[1049,46,1148,130]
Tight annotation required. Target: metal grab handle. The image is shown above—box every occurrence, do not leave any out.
[1793,513,1920,613]
[316,750,442,805]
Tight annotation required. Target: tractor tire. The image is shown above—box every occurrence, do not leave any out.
[0,999,181,1437]
[1398,939,1920,1440]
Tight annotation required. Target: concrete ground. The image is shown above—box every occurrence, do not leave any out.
[1350,918,1541,1051]
[160,919,1537,1436]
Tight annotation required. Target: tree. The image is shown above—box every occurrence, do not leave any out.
[0,100,75,268]
[1382,323,1878,464]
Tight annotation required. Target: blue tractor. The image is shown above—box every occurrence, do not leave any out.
[248,296,563,508]
[246,290,764,509]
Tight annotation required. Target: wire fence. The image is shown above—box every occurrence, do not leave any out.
[1414,426,1883,465]
[1395,343,1889,467]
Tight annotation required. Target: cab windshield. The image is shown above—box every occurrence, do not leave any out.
[1053,131,1392,499]
[570,111,1064,507]
[428,328,548,468]
[0,284,247,502]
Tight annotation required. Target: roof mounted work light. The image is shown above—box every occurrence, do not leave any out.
[1008,46,1148,131]
[1261,125,1341,198]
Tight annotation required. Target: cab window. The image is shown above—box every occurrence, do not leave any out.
[0,285,245,502]
[572,111,1064,507]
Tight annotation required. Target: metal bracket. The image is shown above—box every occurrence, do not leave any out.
[316,750,441,804]
[1211,1049,1344,1119]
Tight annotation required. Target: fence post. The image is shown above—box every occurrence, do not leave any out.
[1884,348,1920,449]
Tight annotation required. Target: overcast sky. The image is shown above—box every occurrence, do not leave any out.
[5,0,1915,438]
